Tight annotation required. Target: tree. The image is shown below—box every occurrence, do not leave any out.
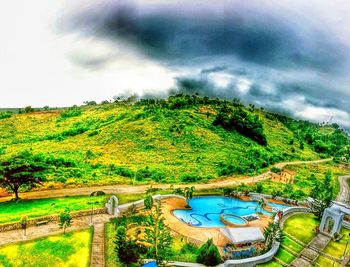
[114,226,140,264]
[24,106,34,113]
[184,186,195,207]
[59,209,72,234]
[196,238,222,266]
[0,151,48,200]
[256,198,266,213]
[255,183,264,194]
[264,222,284,252]
[143,200,172,265]
[310,171,334,219]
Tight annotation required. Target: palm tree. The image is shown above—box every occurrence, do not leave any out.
[184,186,195,207]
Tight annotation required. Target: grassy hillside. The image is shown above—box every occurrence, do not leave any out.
[0,95,348,188]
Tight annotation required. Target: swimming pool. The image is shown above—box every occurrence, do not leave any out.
[172,196,290,228]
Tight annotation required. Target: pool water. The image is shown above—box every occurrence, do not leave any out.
[172,196,290,228]
[222,214,247,225]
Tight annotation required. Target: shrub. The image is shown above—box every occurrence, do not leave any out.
[196,239,221,266]
[90,191,105,196]
[59,107,82,120]
[180,173,198,183]
[88,130,100,137]
[255,183,264,193]
[180,243,198,254]
[270,167,281,173]
[0,112,12,120]
[135,167,165,181]
[135,167,152,181]
[213,107,267,146]
[114,166,134,178]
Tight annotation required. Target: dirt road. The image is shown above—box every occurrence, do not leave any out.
[336,174,350,203]
[0,158,332,202]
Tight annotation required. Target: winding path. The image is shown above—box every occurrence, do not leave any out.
[0,158,332,202]
[336,174,350,203]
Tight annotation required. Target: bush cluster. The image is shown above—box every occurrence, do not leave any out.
[213,107,267,146]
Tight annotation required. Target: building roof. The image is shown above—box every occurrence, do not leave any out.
[282,169,296,175]
[220,227,265,244]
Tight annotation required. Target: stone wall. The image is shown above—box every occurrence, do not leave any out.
[223,242,280,267]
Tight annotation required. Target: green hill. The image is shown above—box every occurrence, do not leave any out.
[0,95,348,188]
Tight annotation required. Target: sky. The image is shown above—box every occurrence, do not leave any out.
[0,0,349,129]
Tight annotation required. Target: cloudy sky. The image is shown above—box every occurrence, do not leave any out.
[0,0,349,129]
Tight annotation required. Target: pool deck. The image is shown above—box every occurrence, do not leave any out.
[162,197,273,247]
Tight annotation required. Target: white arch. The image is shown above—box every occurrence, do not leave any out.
[320,205,345,236]
[105,195,120,216]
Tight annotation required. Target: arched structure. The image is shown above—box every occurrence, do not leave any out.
[320,202,350,236]
[105,195,120,216]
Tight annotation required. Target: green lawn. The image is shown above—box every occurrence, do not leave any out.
[258,260,284,267]
[275,248,295,264]
[282,236,304,254]
[315,255,339,267]
[0,229,92,267]
[104,223,120,267]
[0,193,145,225]
[322,228,350,259]
[283,213,319,244]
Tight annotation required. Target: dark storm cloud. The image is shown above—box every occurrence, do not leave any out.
[62,0,350,129]
[67,2,346,74]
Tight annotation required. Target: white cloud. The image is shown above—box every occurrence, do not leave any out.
[296,106,350,127]
[0,0,175,107]
[208,72,234,88]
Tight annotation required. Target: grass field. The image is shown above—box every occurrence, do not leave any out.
[0,193,145,225]
[274,248,295,264]
[0,99,328,188]
[284,213,318,244]
[0,229,92,267]
[0,187,229,225]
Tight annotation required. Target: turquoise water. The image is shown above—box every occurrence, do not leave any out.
[222,214,247,225]
[172,196,289,228]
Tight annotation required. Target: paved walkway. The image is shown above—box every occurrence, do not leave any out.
[0,214,112,247]
[0,158,332,202]
[90,223,105,267]
[290,233,331,267]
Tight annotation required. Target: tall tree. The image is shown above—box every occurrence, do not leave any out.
[310,171,334,219]
[0,151,48,200]
[143,199,172,266]
[114,226,140,264]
